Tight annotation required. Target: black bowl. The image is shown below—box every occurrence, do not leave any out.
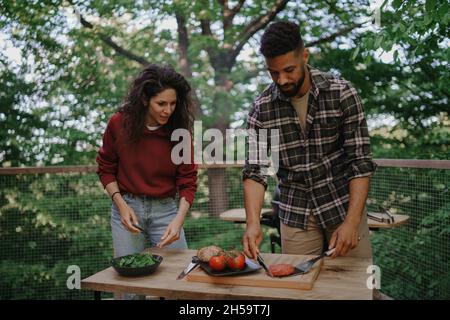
[111,254,163,277]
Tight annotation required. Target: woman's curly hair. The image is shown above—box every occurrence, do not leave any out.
[259,21,304,58]
[118,64,194,143]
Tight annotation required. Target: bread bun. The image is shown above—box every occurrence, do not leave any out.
[197,245,223,262]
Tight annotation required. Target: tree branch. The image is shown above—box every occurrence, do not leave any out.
[200,19,213,37]
[175,12,204,118]
[239,0,289,39]
[230,0,246,15]
[199,18,224,70]
[221,0,246,30]
[74,8,149,66]
[175,13,191,77]
[305,21,370,47]
[229,0,289,67]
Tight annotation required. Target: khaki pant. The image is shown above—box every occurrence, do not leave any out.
[281,210,372,258]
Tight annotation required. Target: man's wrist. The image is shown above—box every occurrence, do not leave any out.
[344,213,361,227]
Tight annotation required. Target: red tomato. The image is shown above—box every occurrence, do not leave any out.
[208,255,226,271]
[226,252,246,271]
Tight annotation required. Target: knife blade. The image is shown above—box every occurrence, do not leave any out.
[177,257,200,280]
[256,253,273,277]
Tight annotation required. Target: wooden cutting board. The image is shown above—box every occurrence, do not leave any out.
[186,253,323,290]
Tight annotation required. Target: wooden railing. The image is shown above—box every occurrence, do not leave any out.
[0,159,449,175]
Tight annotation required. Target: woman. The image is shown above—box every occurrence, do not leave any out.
[96,64,197,261]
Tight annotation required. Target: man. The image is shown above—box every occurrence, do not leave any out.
[242,21,376,260]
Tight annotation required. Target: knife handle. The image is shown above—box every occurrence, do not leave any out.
[257,254,273,277]
[324,236,360,257]
[308,248,335,264]
[324,248,336,256]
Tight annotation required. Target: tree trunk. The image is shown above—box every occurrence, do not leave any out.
[207,72,232,216]
[207,167,229,216]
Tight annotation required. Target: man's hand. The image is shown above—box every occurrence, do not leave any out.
[242,179,266,259]
[328,220,360,258]
[242,223,264,260]
[328,176,369,258]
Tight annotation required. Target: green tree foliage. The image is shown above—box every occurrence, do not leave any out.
[0,0,448,300]
[0,0,381,165]
[0,59,48,166]
[1,1,447,163]
[350,0,449,158]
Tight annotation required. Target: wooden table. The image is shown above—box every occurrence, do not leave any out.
[219,208,409,230]
[219,208,273,223]
[81,248,373,300]
[366,212,410,229]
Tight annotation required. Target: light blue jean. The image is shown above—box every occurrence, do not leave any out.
[111,193,188,299]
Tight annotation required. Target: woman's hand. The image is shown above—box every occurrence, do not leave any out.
[157,214,184,248]
[118,204,141,234]
[105,183,141,234]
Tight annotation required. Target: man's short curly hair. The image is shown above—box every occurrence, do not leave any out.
[259,21,304,58]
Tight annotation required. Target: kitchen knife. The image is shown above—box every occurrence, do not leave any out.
[256,253,273,277]
[177,256,200,280]
[131,223,145,233]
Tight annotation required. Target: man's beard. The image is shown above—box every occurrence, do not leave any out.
[277,65,306,97]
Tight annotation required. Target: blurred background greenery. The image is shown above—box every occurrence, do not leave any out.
[0,0,448,299]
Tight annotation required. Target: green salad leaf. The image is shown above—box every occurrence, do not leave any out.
[115,253,158,268]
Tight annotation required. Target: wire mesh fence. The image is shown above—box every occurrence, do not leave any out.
[0,171,112,299]
[366,165,450,300]
[0,162,449,299]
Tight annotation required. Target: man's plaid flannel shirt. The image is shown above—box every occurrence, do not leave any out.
[243,65,376,230]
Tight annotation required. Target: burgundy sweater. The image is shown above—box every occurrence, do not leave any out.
[96,112,197,205]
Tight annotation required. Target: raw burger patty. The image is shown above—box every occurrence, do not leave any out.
[269,264,295,277]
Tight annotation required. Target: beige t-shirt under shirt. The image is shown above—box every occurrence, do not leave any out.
[290,91,310,133]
